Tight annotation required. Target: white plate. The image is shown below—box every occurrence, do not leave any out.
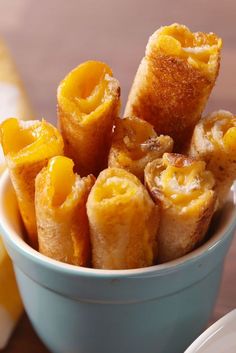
[185,310,236,352]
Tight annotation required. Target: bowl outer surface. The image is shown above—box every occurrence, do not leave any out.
[14,262,224,353]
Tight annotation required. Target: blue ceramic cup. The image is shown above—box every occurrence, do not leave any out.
[0,171,235,353]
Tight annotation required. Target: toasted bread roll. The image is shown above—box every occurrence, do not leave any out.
[108,116,173,181]
[87,167,159,269]
[125,23,222,151]
[189,110,236,207]
[0,118,64,247]
[35,156,95,266]
[145,153,216,263]
[57,61,120,176]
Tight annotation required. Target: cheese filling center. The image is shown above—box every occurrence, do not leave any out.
[156,25,221,71]
[204,111,236,150]
[154,157,214,206]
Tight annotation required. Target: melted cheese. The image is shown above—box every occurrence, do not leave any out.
[155,24,222,72]
[92,169,140,204]
[120,117,157,160]
[0,118,63,164]
[156,154,214,206]
[204,111,236,150]
[58,61,115,121]
[95,176,136,202]
[48,156,75,207]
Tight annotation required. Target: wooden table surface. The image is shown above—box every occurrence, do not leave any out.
[0,0,235,351]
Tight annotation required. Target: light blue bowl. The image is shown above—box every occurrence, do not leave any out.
[0,171,235,353]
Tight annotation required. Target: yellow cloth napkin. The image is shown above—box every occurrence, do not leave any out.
[0,238,22,349]
[0,39,33,349]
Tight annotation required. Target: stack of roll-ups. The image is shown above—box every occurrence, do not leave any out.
[1,23,236,271]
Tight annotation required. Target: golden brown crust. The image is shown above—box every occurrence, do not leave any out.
[58,101,118,176]
[57,61,120,176]
[35,156,95,266]
[87,167,159,269]
[108,116,173,181]
[189,110,236,207]
[125,24,222,152]
[144,153,216,262]
[9,159,48,245]
[154,196,216,263]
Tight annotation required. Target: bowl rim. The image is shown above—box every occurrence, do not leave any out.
[0,170,236,278]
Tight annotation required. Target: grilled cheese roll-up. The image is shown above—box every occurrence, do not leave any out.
[0,118,64,248]
[125,23,222,151]
[145,153,216,263]
[108,116,173,181]
[87,167,159,269]
[35,156,95,266]
[189,110,236,207]
[57,61,120,176]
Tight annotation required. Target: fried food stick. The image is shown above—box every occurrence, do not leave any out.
[125,23,222,151]
[87,167,159,269]
[189,110,236,207]
[108,116,173,181]
[0,118,64,248]
[35,156,95,266]
[145,153,216,263]
[57,61,120,176]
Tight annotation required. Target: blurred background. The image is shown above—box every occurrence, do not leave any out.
[0,1,235,351]
[0,0,235,122]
